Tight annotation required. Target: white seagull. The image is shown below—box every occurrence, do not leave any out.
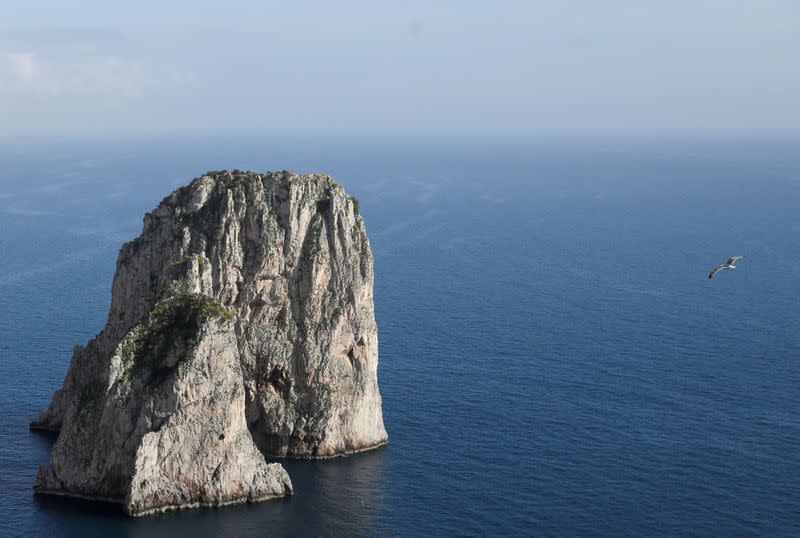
[708,256,745,279]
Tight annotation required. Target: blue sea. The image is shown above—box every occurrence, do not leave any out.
[0,134,798,536]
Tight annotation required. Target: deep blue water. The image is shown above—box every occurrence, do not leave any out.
[1,134,799,536]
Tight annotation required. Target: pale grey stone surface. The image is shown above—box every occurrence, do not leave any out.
[32,170,387,515]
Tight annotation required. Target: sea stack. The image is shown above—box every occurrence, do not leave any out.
[31,170,388,516]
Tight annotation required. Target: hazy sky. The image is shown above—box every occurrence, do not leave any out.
[1,1,798,136]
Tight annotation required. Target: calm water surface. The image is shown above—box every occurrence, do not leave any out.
[0,134,798,536]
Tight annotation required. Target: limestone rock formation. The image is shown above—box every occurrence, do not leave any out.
[31,170,387,516]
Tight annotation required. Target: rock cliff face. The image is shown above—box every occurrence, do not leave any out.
[31,170,387,516]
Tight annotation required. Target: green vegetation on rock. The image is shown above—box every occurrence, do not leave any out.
[171,253,209,277]
[121,291,232,382]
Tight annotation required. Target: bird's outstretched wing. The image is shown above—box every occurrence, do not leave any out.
[709,265,724,279]
[726,256,745,265]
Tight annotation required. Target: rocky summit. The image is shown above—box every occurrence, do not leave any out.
[31,170,388,516]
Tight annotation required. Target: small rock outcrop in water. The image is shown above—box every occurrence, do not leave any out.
[31,170,387,516]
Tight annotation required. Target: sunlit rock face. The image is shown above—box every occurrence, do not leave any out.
[31,170,387,516]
